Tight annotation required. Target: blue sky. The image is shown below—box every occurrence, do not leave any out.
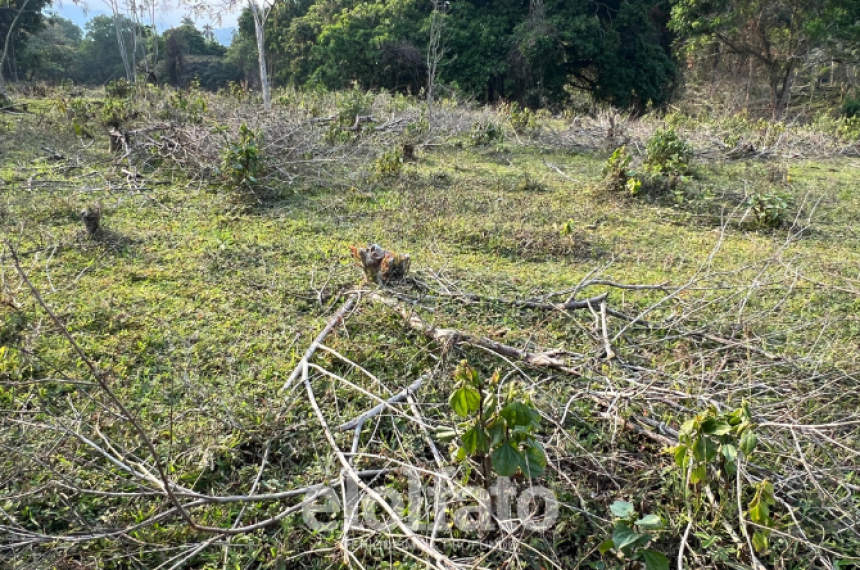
[48,1,240,42]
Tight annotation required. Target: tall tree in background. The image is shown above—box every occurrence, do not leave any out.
[426,0,447,129]
[670,0,860,119]
[162,18,233,88]
[0,0,49,95]
[79,15,139,83]
[247,0,272,108]
[19,15,82,82]
[189,0,273,109]
[103,0,135,81]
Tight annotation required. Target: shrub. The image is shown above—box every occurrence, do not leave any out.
[220,123,263,188]
[438,361,546,484]
[744,190,792,228]
[837,116,860,141]
[515,173,546,192]
[470,121,504,146]
[337,84,374,126]
[100,96,135,128]
[671,404,775,553]
[644,128,693,176]
[166,85,208,124]
[374,149,404,178]
[403,113,429,142]
[57,97,94,137]
[508,102,538,135]
[600,146,633,193]
[599,501,668,570]
[105,78,131,99]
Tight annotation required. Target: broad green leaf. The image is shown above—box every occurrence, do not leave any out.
[690,463,706,484]
[711,420,732,435]
[487,419,507,446]
[449,386,480,417]
[523,443,547,477]
[721,443,738,463]
[611,523,639,553]
[693,436,716,462]
[751,530,769,553]
[634,514,663,529]
[739,429,758,456]
[490,442,524,477]
[482,393,497,420]
[680,418,697,435]
[500,401,540,428]
[728,409,743,426]
[671,444,688,467]
[640,549,669,570]
[725,459,737,477]
[610,501,636,519]
[461,425,489,455]
[700,417,718,434]
[597,539,615,555]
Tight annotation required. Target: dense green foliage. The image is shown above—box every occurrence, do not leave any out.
[669,0,860,117]
[3,0,678,108]
[1,0,51,77]
[243,0,677,107]
[7,13,229,88]
[3,0,858,113]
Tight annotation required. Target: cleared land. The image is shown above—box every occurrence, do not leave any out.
[1,89,859,569]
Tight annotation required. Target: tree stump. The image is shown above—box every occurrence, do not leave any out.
[350,244,411,285]
[81,206,101,237]
[108,128,126,153]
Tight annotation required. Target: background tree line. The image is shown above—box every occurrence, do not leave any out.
[2,0,859,116]
[6,11,238,90]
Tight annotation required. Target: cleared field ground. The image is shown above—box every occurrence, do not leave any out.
[2,91,859,569]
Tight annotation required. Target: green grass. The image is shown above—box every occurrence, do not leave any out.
[2,89,859,569]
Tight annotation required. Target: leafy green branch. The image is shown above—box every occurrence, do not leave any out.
[439,361,546,486]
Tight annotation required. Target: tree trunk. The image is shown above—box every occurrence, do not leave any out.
[0,0,32,97]
[426,0,444,131]
[249,0,271,110]
[112,8,134,82]
[772,59,796,120]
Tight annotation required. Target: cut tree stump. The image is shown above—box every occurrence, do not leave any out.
[350,244,411,285]
[81,206,101,236]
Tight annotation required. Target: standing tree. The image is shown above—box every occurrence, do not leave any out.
[19,15,83,82]
[247,0,272,109]
[202,22,215,42]
[79,15,139,84]
[189,0,273,109]
[0,0,49,97]
[103,0,135,81]
[425,0,447,131]
[670,0,860,119]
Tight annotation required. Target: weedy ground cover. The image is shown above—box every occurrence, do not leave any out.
[1,85,859,569]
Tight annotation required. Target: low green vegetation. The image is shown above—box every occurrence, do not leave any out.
[1,85,859,570]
